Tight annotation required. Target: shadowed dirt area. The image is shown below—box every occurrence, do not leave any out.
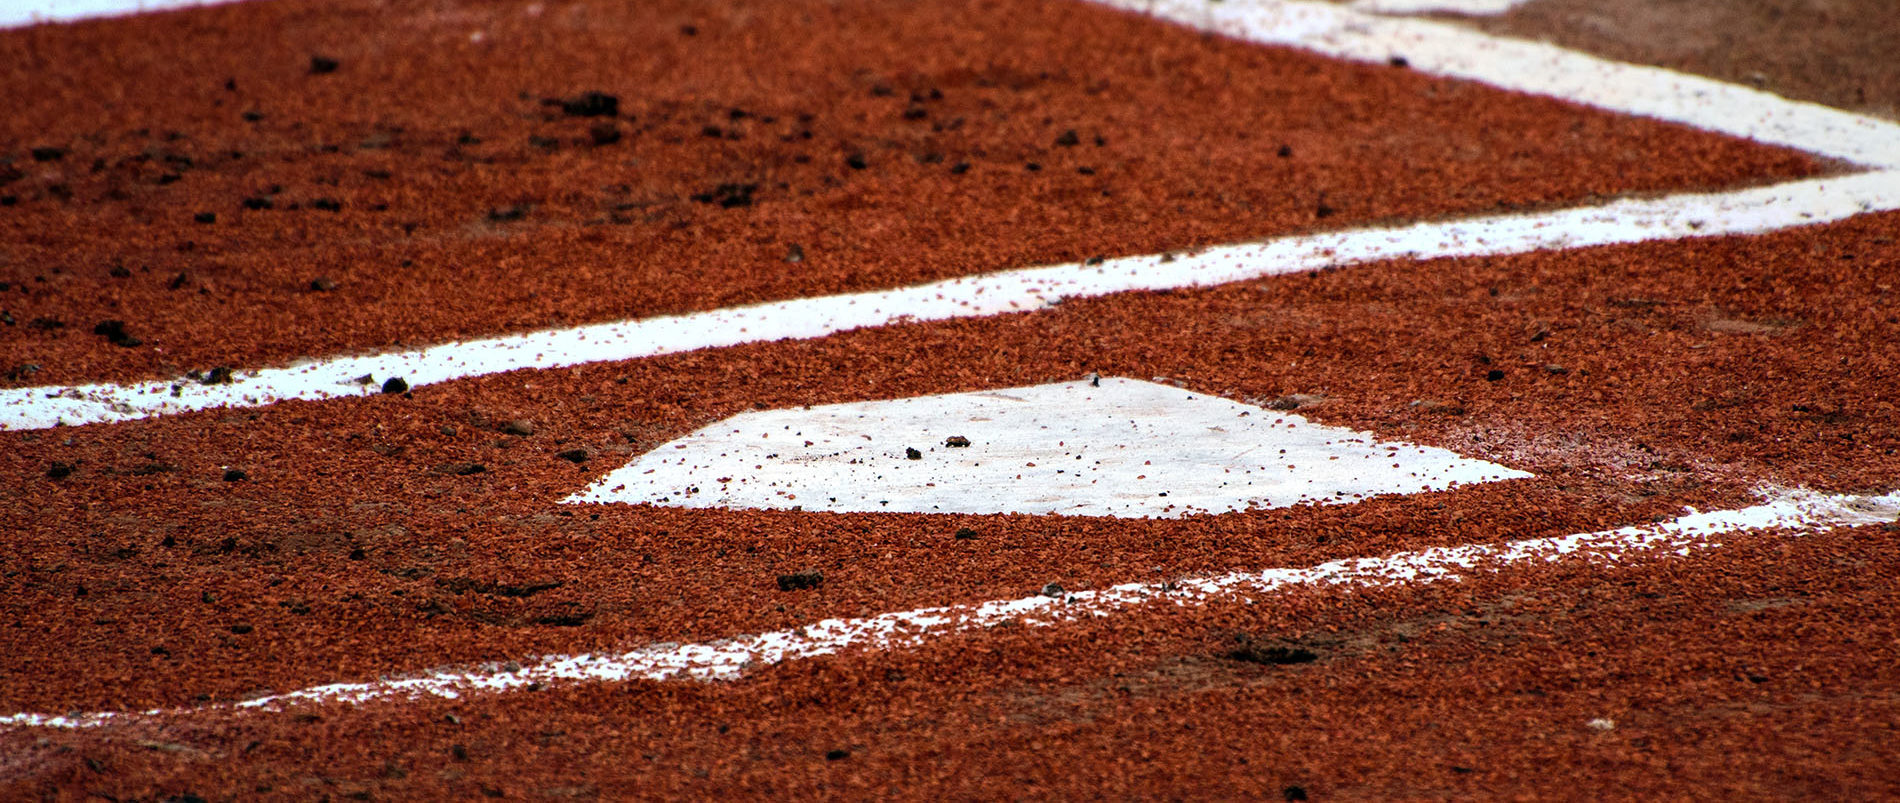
[1468,0,1900,121]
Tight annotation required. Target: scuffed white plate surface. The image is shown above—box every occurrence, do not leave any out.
[566,377,1531,518]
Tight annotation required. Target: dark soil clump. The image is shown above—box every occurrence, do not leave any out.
[92,320,142,348]
[777,570,824,591]
[558,92,620,117]
[1226,635,1320,665]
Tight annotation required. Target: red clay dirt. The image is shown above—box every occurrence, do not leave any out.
[8,524,1900,798]
[0,0,1824,387]
[3,204,1898,794]
[1472,0,1900,121]
[3,0,1895,797]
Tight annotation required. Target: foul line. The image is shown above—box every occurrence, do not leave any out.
[3,171,1896,431]
[4,0,1898,433]
[1100,0,1900,170]
[6,488,1895,730]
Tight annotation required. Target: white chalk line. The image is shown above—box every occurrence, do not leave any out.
[0,0,248,29]
[4,171,1897,431]
[5,0,1899,430]
[0,0,1891,740]
[1,0,1895,729]
[1349,0,1531,17]
[6,487,1895,730]
[1098,0,1900,170]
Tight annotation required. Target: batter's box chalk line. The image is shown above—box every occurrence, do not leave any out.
[6,487,1897,730]
[6,0,1900,735]
[4,0,1900,430]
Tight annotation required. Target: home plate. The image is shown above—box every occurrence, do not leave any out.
[566,377,1531,518]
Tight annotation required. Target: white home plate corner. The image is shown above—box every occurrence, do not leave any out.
[565,378,1532,517]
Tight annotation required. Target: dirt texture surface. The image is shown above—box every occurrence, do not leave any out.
[7,526,1900,798]
[0,0,1824,388]
[4,204,1898,793]
[4,0,1897,797]
[1471,0,1900,121]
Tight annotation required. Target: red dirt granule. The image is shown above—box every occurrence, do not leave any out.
[1,0,1892,795]
[7,523,1900,797]
[3,208,1893,717]
[0,0,1823,387]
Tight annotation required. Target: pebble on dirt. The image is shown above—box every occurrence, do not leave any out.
[777,570,824,591]
[488,204,530,222]
[691,183,756,208]
[1227,635,1320,665]
[1267,394,1325,411]
[556,449,588,463]
[92,319,142,347]
[559,91,619,117]
[1409,399,1465,416]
